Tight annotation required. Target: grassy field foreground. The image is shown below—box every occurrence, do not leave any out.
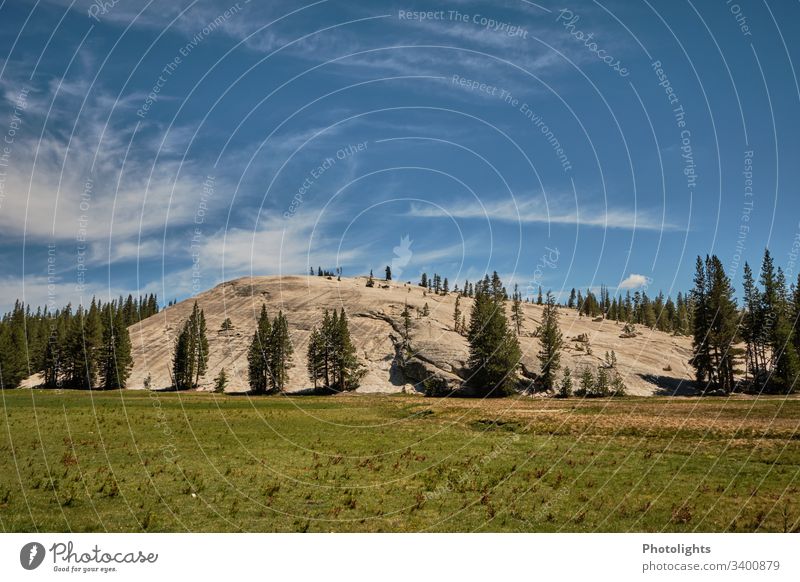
[1,390,799,532]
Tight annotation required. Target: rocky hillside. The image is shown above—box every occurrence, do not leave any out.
[122,275,696,396]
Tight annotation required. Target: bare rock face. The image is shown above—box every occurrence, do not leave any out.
[116,275,694,396]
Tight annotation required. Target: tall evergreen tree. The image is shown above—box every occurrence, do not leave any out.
[172,320,192,390]
[466,273,521,396]
[568,288,577,309]
[759,249,799,392]
[269,310,294,392]
[248,305,273,393]
[691,256,739,393]
[511,284,523,335]
[536,292,563,391]
[99,303,133,389]
[306,308,363,392]
[453,295,462,334]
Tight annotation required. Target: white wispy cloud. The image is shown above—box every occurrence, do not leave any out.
[407,196,676,231]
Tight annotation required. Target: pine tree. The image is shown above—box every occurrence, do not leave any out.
[793,273,800,362]
[214,368,228,393]
[759,249,799,392]
[453,295,462,334]
[610,371,627,396]
[466,273,521,396]
[568,288,576,309]
[248,305,273,393]
[420,273,427,288]
[307,308,363,392]
[172,320,192,390]
[690,256,712,386]
[385,266,392,281]
[741,262,763,384]
[558,367,573,398]
[401,301,413,359]
[269,310,294,392]
[511,284,523,335]
[536,292,563,391]
[536,286,543,305]
[99,303,133,389]
[595,366,610,397]
[306,327,323,390]
[691,256,739,393]
[333,308,363,391]
[577,367,594,397]
[192,304,209,388]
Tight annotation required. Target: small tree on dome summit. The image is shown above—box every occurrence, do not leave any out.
[385,266,392,281]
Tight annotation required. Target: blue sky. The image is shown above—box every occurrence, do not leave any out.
[1,0,798,311]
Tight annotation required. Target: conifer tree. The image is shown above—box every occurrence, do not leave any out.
[759,249,799,392]
[269,310,294,392]
[192,303,209,388]
[690,256,738,393]
[99,303,133,389]
[385,266,392,281]
[595,366,610,397]
[690,256,712,386]
[511,284,523,335]
[466,273,521,396]
[558,367,573,398]
[172,320,192,390]
[306,308,363,392]
[401,301,413,359]
[453,295,462,334]
[536,292,563,391]
[741,262,763,383]
[578,367,594,397]
[248,305,273,393]
[333,308,362,391]
[306,327,323,390]
[214,368,228,393]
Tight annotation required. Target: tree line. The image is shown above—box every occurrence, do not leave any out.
[0,294,157,389]
[692,249,800,394]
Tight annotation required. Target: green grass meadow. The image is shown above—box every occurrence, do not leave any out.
[1,390,799,532]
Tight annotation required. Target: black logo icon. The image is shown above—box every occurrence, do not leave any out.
[20,542,46,570]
